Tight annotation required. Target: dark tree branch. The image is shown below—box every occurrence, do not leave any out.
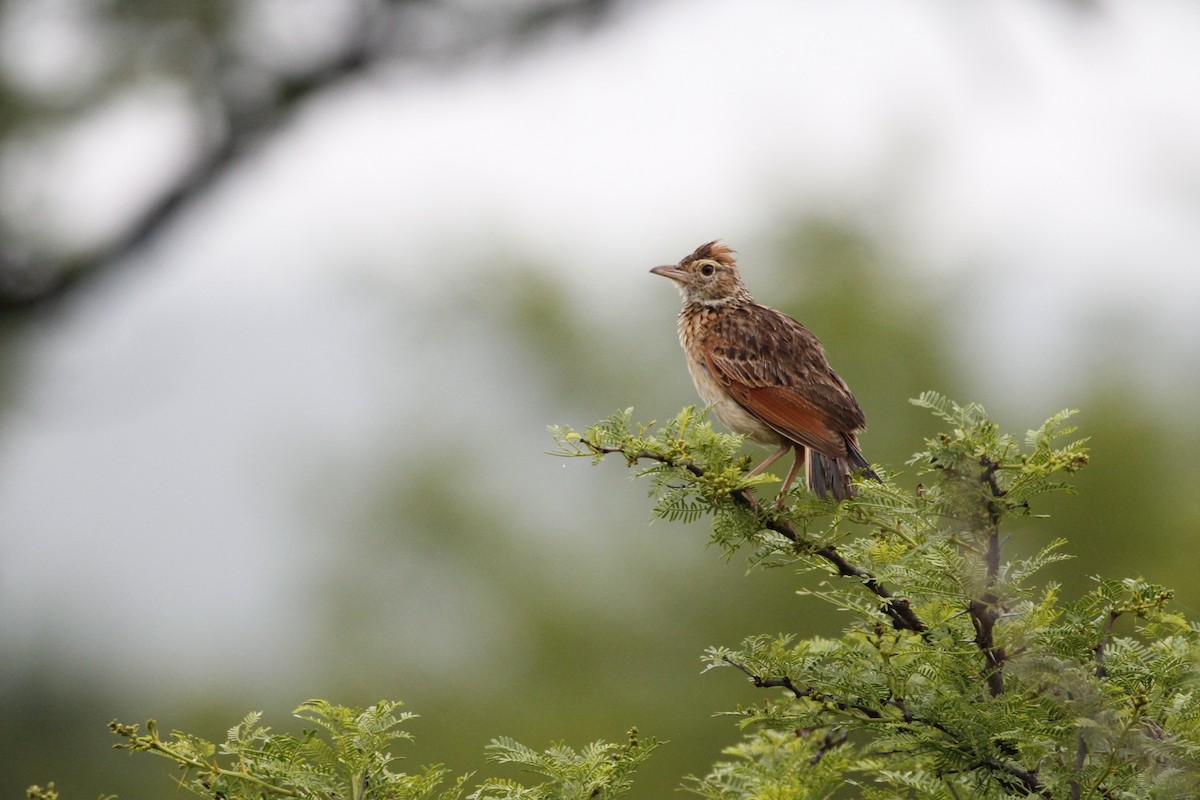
[1070,733,1088,800]
[723,657,882,718]
[0,0,623,312]
[971,455,1007,696]
[806,727,849,766]
[970,596,1005,697]
[1070,608,1122,799]
[0,5,384,311]
[725,656,1051,798]
[1093,609,1119,680]
[979,759,1052,799]
[580,438,928,634]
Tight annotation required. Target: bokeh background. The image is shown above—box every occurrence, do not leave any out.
[3,0,1200,797]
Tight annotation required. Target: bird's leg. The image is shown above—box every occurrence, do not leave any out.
[776,446,806,508]
[745,443,790,480]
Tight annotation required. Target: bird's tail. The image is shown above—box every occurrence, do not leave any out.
[806,437,880,501]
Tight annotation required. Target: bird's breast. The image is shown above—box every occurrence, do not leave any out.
[677,307,781,445]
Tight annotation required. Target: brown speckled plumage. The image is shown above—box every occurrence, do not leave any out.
[651,240,878,501]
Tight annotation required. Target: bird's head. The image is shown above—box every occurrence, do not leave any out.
[650,240,751,306]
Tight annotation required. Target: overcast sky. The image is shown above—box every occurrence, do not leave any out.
[3,0,1200,690]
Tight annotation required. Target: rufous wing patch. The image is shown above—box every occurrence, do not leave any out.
[729,384,848,458]
[703,345,848,457]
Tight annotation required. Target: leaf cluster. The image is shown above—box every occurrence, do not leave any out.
[103,700,656,800]
[108,700,459,800]
[471,729,659,800]
[553,394,1200,797]
[41,395,1200,799]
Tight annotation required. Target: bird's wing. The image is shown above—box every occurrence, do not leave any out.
[702,304,865,458]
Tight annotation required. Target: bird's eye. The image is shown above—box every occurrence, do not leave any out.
[700,263,715,276]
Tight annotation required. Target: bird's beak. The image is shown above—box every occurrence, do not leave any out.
[650,264,688,282]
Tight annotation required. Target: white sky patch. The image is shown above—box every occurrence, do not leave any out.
[0,0,110,98]
[147,0,1200,310]
[1,80,205,253]
[3,0,1200,688]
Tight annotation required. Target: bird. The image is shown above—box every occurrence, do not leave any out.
[650,240,880,502]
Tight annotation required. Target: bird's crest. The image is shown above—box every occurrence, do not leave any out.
[684,240,737,267]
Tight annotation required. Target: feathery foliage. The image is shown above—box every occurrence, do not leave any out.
[471,730,658,799]
[39,395,1200,799]
[552,394,1200,797]
[102,700,655,800]
[108,700,464,800]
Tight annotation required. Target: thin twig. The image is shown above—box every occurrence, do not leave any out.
[806,727,848,766]
[581,438,928,634]
[724,658,1051,798]
[1069,608,1121,798]
[970,456,1007,696]
[1093,609,1119,680]
[1069,734,1088,800]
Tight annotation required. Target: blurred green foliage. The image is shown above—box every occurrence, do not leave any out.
[105,700,659,800]
[2,7,1195,794]
[6,218,1199,799]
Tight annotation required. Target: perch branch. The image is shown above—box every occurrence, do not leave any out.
[580,437,927,634]
[723,657,1051,798]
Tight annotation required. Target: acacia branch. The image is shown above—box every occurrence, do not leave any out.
[971,456,1007,696]
[580,438,927,634]
[724,658,1051,798]
[1093,609,1119,679]
[722,657,882,718]
[109,721,302,798]
[807,727,849,766]
[1071,609,1121,799]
